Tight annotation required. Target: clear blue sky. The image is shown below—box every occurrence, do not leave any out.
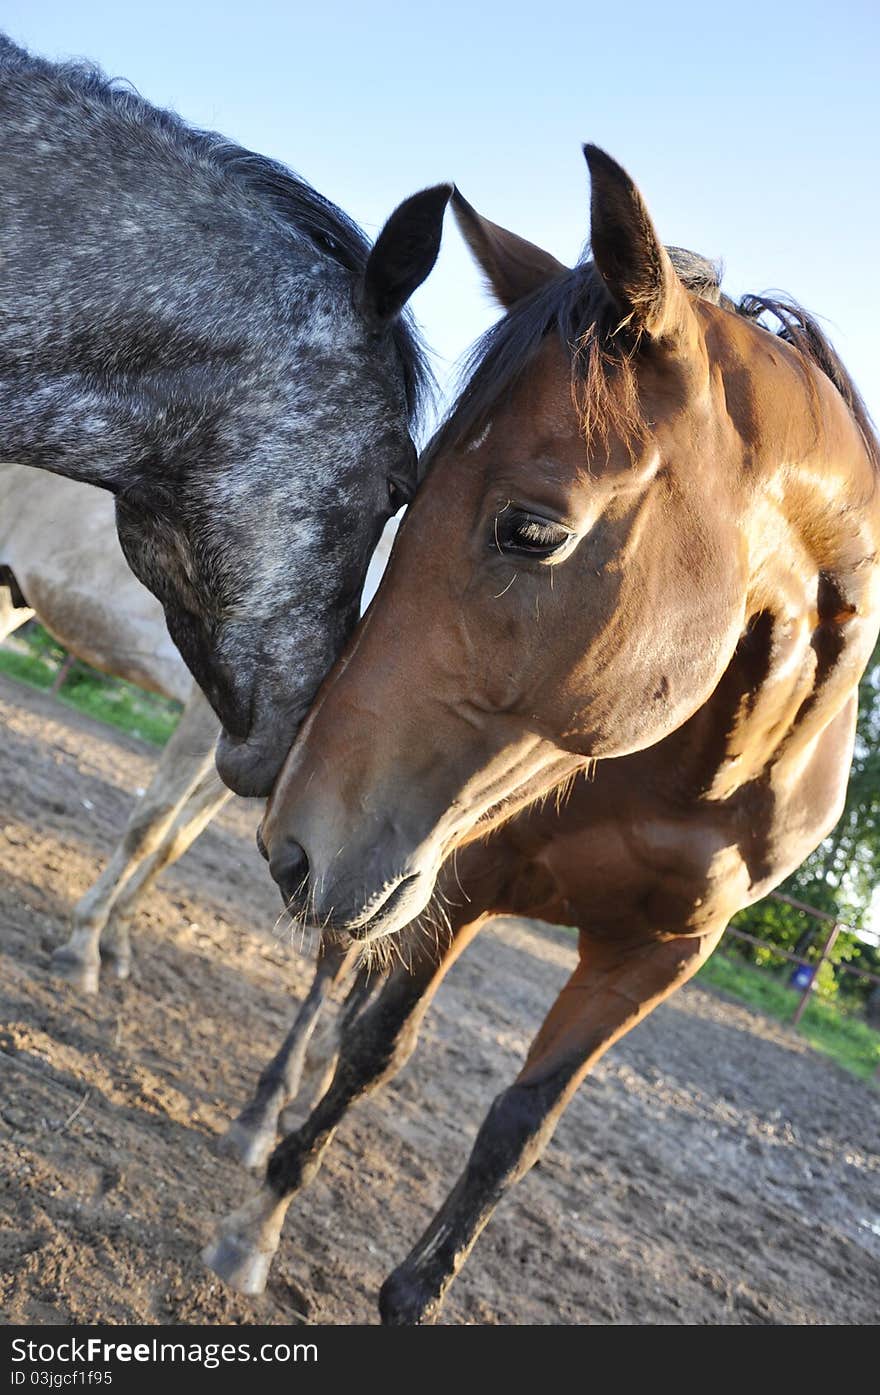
[7,1,879,430]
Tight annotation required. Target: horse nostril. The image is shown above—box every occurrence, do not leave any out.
[255,825,268,861]
[269,839,310,907]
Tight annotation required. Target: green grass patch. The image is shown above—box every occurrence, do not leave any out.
[0,647,56,690]
[59,669,181,746]
[699,950,880,1082]
[0,629,181,746]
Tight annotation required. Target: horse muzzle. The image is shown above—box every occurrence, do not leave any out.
[268,833,437,943]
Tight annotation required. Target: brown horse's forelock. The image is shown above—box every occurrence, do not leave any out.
[426,262,630,465]
[428,253,878,472]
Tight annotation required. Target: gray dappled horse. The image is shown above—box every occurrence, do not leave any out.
[0,34,449,796]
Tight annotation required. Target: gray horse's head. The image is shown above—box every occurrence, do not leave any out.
[113,184,450,797]
[0,36,450,796]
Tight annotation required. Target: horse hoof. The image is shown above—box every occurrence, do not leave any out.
[202,1189,287,1295]
[379,1268,441,1326]
[215,1118,277,1173]
[49,947,100,994]
[202,1233,273,1296]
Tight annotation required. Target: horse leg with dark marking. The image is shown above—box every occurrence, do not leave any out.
[277,957,382,1132]
[51,686,219,992]
[203,916,488,1294]
[379,921,725,1324]
[220,939,361,1171]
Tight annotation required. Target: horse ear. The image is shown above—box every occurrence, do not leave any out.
[362,184,453,323]
[584,145,692,340]
[451,188,568,308]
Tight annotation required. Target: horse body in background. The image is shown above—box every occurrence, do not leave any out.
[0,34,449,796]
[0,465,189,701]
[208,148,880,1321]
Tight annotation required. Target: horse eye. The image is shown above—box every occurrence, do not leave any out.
[495,510,572,559]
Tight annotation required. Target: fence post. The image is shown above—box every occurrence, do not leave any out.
[792,921,840,1028]
[49,653,76,695]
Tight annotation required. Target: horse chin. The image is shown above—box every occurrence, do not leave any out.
[214,729,286,798]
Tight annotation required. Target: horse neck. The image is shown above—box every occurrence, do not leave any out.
[0,360,245,492]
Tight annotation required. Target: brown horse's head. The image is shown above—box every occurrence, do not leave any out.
[261,146,876,940]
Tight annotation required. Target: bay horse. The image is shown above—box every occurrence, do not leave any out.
[0,34,449,796]
[208,145,880,1322]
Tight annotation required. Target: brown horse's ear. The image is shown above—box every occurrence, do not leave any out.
[451,188,568,308]
[362,183,453,323]
[584,145,692,341]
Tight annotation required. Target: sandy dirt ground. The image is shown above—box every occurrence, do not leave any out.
[1,673,879,1326]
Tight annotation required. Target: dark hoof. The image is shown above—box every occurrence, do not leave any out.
[379,1267,442,1326]
[50,946,100,994]
[215,1116,277,1172]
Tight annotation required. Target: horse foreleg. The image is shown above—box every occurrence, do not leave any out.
[380,921,726,1325]
[220,938,361,1171]
[277,956,382,1131]
[51,685,219,992]
[98,765,231,981]
[203,915,488,1295]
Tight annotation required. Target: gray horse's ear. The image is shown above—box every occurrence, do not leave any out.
[362,184,453,323]
[584,144,692,340]
[451,188,568,308]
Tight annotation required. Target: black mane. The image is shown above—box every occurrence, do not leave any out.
[0,34,430,423]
